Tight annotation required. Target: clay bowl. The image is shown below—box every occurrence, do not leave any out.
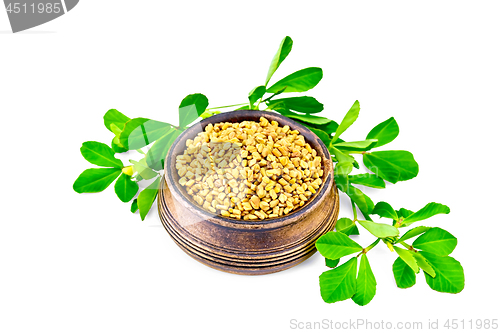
[158,110,339,275]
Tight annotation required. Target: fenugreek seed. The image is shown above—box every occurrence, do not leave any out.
[179,177,188,186]
[250,195,261,209]
[278,178,289,186]
[254,211,266,219]
[176,116,323,219]
[257,186,266,198]
[270,199,279,208]
[242,202,253,211]
[178,166,187,177]
[265,182,275,192]
[308,185,316,194]
[259,201,270,211]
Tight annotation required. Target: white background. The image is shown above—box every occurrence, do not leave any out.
[1,1,499,332]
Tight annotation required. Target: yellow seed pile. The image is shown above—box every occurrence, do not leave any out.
[175,117,323,220]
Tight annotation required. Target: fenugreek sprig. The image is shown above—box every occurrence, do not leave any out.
[72,36,463,305]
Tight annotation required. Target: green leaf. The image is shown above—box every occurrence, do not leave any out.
[267,67,323,93]
[352,254,376,306]
[346,185,374,216]
[300,123,331,145]
[178,93,209,128]
[396,226,430,243]
[363,150,419,184]
[131,199,138,213]
[394,246,419,273]
[265,36,293,85]
[269,96,323,113]
[111,138,128,153]
[103,109,130,132]
[319,257,358,303]
[412,227,457,256]
[331,100,360,143]
[397,208,415,219]
[366,117,399,148]
[352,159,360,169]
[334,161,352,193]
[412,252,436,278]
[145,128,180,170]
[138,177,161,221]
[109,123,122,136]
[119,118,172,150]
[329,147,355,165]
[325,258,340,268]
[316,231,363,260]
[403,203,450,226]
[333,139,378,152]
[130,159,157,180]
[358,220,399,238]
[348,174,385,189]
[273,108,332,125]
[372,201,398,220]
[80,141,124,168]
[114,173,139,203]
[420,252,465,294]
[248,86,266,107]
[335,217,359,236]
[335,162,353,177]
[73,168,122,193]
[334,173,349,193]
[392,257,416,289]
[303,120,339,135]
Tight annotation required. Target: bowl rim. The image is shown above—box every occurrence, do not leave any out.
[164,110,333,226]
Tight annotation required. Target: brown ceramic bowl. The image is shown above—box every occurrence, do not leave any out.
[158,110,339,275]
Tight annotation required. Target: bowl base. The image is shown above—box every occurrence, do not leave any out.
[158,176,339,275]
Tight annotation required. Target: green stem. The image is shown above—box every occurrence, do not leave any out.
[255,97,263,110]
[400,241,414,251]
[358,238,381,257]
[351,200,358,221]
[366,238,381,252]
[206,103,248,110]
[261,90,284,103]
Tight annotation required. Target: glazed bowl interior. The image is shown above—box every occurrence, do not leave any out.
[165,110,333,225]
